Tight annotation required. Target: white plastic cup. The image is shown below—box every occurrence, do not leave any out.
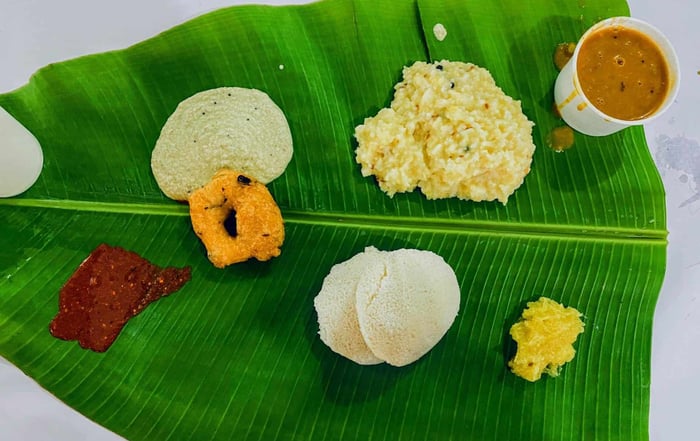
[554,17,680,136]
[0,106,43,197]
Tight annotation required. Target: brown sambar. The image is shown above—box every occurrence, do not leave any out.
[577,25,670,121]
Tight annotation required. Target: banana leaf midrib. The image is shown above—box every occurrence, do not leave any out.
[1,197,668,242]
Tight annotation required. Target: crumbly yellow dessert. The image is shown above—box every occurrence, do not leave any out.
[508,297,584,382]
[354,60,535,204]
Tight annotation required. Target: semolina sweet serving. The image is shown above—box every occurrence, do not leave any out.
[355,60,535,204]
[508,297,585,382]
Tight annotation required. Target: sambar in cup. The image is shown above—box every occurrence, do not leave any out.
[554,17,680,136]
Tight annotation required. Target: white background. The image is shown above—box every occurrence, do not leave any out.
[1,0,698,439]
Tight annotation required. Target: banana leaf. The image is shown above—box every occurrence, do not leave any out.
[0,0,666,440]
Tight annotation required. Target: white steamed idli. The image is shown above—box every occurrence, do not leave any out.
[313,247,385,365]
[355,248,460,367]
[313,247,461,367]
[151,87,293,201]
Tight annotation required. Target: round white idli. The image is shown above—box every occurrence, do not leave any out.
[313,247,386,365]
[355,248,460,367]
[151,87,293,201]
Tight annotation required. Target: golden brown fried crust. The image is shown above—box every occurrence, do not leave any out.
[189,169,284,268]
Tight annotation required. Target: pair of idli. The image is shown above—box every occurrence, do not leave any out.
[314,247,461,367]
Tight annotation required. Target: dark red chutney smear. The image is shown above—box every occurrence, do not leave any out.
[49,244,191,352]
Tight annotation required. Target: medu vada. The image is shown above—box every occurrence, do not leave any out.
[189,168,284,268]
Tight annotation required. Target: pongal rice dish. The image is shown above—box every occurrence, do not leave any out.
[355,60,535,204]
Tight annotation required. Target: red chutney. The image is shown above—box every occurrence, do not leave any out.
[49,244,191,352]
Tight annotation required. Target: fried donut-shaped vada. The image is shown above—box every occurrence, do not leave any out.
[189,169,284,268]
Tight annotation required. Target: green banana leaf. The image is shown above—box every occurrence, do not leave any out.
[0,0,666,440]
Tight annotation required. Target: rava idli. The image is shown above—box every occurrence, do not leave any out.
[151,87,293,201]
[313,246,460,367]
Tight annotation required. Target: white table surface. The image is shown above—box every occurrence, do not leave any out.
[1,0,698,440]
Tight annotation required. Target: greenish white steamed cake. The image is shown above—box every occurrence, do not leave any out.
[151,87,293,201]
